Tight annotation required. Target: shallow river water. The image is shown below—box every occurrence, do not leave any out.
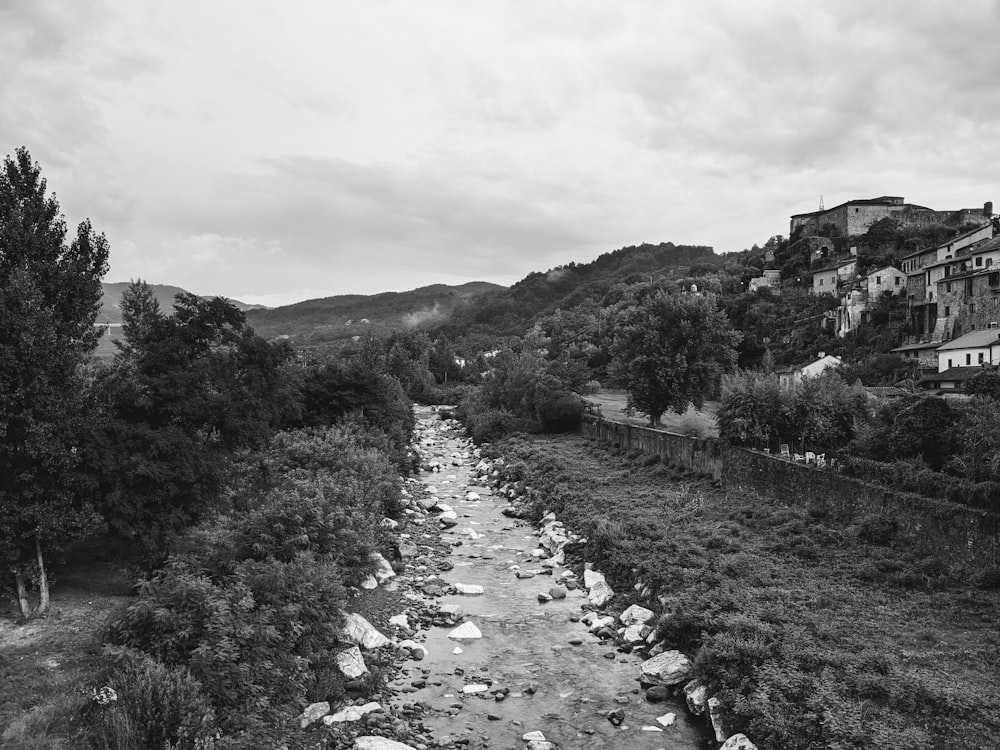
[394,411,708,750]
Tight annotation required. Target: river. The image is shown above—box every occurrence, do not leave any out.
[386,409,708,750]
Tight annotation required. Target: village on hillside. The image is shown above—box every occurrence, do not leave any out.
[748,195,1000,394]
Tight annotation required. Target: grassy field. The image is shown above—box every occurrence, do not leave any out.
[490,432,1000,749]
[584,389,719,437]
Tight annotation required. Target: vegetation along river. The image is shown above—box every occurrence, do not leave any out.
[383,408,709,749]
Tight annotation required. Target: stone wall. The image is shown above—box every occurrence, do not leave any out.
[580,415,999,567]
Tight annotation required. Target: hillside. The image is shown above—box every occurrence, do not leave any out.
[98,282,266,324]
[244,281,505,350]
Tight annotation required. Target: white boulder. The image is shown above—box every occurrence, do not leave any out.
[353,737,418,750]
[454,583,484,595]
[298,700,330,728]
[639,650,692,687]
[709,696,727,742]
[324,701,382,724]
[342,613,391,650]
[335,645,368,678]
[720,734,758,750]
[588,580,614,606]
[620,604,655,626]
[448,621,483,640]
[684,680,708,715]
[371,553,396,583]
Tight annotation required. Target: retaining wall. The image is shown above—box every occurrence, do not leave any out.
[580,415,1000,566]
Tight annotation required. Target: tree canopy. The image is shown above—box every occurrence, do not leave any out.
[0,147,109,617]
[608,283,741,425]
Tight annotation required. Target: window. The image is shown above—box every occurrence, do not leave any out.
[946,282,952,293]
[818,279,823,286]
[945,306,951,316]
[948,358,953,368]
[977,257,983,267]
[876,276,882,284]
[895,277,901,286]
[967,353,972,365]
[980,352,985,364]
[990,272,1000,287]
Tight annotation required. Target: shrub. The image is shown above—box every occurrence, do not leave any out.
[88,649,218,750]
[534,389,584,432]
[675,407,713,439]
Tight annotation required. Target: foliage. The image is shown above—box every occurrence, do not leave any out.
[86,283,297,563]
[608,283,741,425]
[0,147,109,617]
[88,649,218,750]
[966,369,1000,400]
[850,395,959,471]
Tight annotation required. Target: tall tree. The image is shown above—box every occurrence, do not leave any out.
[90,284,297,562]
[0,147,109,617]
[608,282,741,426]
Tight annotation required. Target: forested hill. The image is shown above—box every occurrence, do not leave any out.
[98,282,265,324]
[244,281,504,348]
[434,242,718,339]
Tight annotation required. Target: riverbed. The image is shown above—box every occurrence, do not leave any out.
[387,410,707,750]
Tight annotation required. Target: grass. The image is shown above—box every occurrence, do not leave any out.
[584,389,720,437]
[0,535,135,749]
[490,432,1000,749]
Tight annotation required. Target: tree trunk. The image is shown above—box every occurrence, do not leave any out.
[13,567,31,619]
[35,537,50,616]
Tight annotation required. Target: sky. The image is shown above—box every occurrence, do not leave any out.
[2,1,999,307]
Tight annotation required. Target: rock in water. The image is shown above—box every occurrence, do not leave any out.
[684,680,708,715]
[448,621,483,640]
[370,552,396,583]
[353,737,418,750]
[454,583,484,595]
[324,701,382,724]
[639,650,692,687]
[335,645,368,678]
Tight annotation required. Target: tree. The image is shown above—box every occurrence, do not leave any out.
[0,147,109,617]
[88,283,297,562]
[608,283,741,425]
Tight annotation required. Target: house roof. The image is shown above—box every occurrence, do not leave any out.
[936,330,1000,351]
[809,259,856,276]
[864,386,910,398]
[900,221,992,260]
[891,341,942,353]
[867,265,902,278]
[775,354,842,373]
[919,367,983,383]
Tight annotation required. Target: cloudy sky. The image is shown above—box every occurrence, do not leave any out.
[2,1,998,306]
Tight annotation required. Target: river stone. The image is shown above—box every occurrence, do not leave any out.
[645,686,671,702]
[353,737,418,750]
[720,734,758,750]
[462,684,490,694]
[709,696,727,741]
[522,731,547,741]
[620,604,655,625]
[641,725,663,732]
[639,650,692,687]
[587,615,615,633]
[454,583,484,595]
[515,569,536,579]
[537,592,552,603]
[466,491,481,501]
[657,712,677,727]
[371,553,396,583]
[342,613,391,650]
[439,603,464,622]
[588,580,614,606]
[583,565,605,588]
[526,743,557,750]
[335,646,368,678]
[360,575,378,590]
[439,511,459,527]
[548,586,567,599]
[324,701,382,724]
[388,614,409,630]
[684,680,708,715]
[299,700,330,728]
[448,622,483,640]
[398,639,429,659]
[622,624,646,643]
[399,540,420,558]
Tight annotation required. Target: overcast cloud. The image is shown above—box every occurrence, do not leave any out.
[2,0,998,306]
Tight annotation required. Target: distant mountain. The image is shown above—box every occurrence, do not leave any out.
[243,282,506,348]
[98,282,267,325]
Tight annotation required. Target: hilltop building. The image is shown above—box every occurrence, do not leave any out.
[790,196,992,238]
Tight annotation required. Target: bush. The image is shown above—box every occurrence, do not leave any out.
[675,408,713,439]
[88,649,218,750]
[535,390,584,432]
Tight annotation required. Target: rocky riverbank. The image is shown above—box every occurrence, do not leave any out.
[308,409,755,750]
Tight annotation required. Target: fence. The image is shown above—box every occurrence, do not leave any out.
[580,414,1000,566]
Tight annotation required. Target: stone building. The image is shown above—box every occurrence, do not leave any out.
[790,196,992,238]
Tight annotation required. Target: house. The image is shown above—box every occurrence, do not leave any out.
[919,367,982,393]
[811,260,857,296]
[867,266,905,297]
[890,340,940,369]
[776,353,843,388]
[748,269,782,293]
[935,329,1000,371]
